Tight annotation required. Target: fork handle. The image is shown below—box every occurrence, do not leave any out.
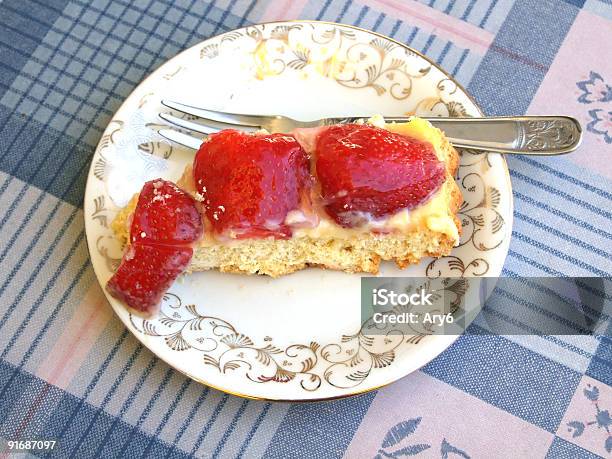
[331,116,582,155]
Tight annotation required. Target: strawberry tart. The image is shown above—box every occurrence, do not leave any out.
[108,116,462,314]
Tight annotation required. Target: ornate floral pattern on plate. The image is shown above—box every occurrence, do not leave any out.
[84,21,513,401]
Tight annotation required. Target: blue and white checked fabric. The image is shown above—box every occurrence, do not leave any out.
[0,0,611,458]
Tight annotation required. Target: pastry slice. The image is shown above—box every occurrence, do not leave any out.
[111,116,462,280]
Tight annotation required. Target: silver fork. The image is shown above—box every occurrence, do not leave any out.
[158,100,582,155]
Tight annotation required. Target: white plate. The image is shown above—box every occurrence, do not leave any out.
[84,21,513,401]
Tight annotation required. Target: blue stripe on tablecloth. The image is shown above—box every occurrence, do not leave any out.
[190,393,230,456]
[315,0,333,20]
[503,155,612,276]
[585,0,612,18]
[90,355,158,458]
[141,378,192,458]
[0,0,69,95]
[235,402,272,459]
[561,0,587,7]
[193,394,282,458]
[64,346,149,457]
[0,215,89,367]
[0,197,83,340]
[586,336,612,385]
[476,0,503,29]
[511,232,608,276]
[372,11,387,30]
[118,368,176,457]
[546,436,602,458]
[1,0,255,147]
[0,108,91,208]
[513,191,612,240]
[39,329,130,450]
[468,0,579,115]
[472,275,604,372]
[0,359,191,459]
[166,387,210,456]
[264,392,376,458]
[355,5,372,26]
[415,0,517,33]
[0,254,90,377]
[215,401,287,459]
[423,332,581,432]
[515,156,612,199]
[460,0,479,20]
[211,399,249,459]
[514,210,609,259]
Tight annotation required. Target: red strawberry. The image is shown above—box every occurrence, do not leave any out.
[193,130,310,238]
[315,124,446,227]
[106,243,192,314]
[130,179,203,245]
[108,179,202,314]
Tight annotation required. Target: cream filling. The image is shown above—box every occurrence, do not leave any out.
[288,181,458,242]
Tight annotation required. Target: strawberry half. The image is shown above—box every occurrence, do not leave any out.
[130,179,203,245]
[106,243,192,314]
[193,130,310,238]
[107,178,203,314]
[315,124,446,227]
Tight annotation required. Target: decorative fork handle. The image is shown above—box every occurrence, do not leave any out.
[325,116,583,155]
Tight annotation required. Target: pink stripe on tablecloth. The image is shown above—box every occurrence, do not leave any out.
[0,285,111,459]
[527,9,612,177]
[344,371,553,458]
[261,0,308,21]
[362,0,493,55]
[35,283,113,390]
[557,375,612,457]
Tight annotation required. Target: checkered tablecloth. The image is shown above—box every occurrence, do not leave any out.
[0,0,611,457]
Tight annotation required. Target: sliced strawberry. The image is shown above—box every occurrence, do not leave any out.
[108,178,201,314]
[107,243,192,314]
[193,130,310,238]
[315,124,446,227]
[130,179,203,245]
